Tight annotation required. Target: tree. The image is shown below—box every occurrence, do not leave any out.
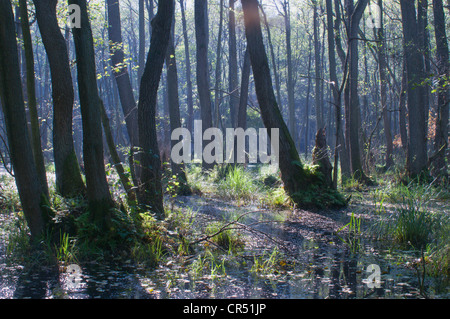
[106,0,139,149]
[19,0,49,198]
[373,0,394,169]
[429,0,449,180]
[69,0,115,231]
[241,0,345,208]
[33,0,85,197]
[166,16,190,194]
[137,0,174,218]
[179,0,194,134]
[400,0,429,179]
[344,0,371,183]
[0,0,52,241]
[325,0,350,186]
[229,0,240,128]
[313,0,324,131]
[195,0,214,170]
[282,0,296,138]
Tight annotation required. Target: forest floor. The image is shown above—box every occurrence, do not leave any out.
[0,164,449,299]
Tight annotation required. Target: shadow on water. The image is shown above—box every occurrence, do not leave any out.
[0,196,446,299]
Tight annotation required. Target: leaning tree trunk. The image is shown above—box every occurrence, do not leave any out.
[137,0,174,218]
[241,0,345,209]
[106,0,139,149]
[33,0,85,197]
[69,0,115,231]
[0,0,52,242]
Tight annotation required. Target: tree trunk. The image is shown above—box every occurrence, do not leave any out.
[325,0,350,186]
[33,0,85,197]
[260,3,282,110]
[0,0,51,241]
[19,0,49,198]
[166,17,190,194]
[214,0,224,128]
[283,0,296,138]
[430,0,449,180]
[400,0,429,179]
[374,0,394,169]
[138,0,146,85]
[241,0,345,208]
[313,0,324,131]
[106,0,139,149]
[137,0,174,218]
[99,99,136,204]
[179,0,194,134]
[229,0,240,128]
[346,0,371,183]
[69,0,115,231]
[195,0,214,170]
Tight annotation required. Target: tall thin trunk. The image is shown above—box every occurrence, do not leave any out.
[179,0,194,134]
[33,0,85,197]
[19,0,49,197]
[400,0,429,179]
[260,4,282,109]
[69,0,114,231]
[137,0,174,218]
[138,0,146,85]
[374,0,394,168]
[195,0,214,170]
[304,35,312,158]
[166,18,190,194]
[283,0,296,137]
[214,0,224,128]
[346,0,371,182]
[313,0,324,130]
[229,0,239,128]
[0,0,51,241]
[430,0,449,180]
[325,0,350,186]
[106,0,139,149]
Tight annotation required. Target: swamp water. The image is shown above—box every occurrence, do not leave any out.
[0,196,447,299]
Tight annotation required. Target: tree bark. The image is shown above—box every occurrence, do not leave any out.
[137,0,174,218]
[69,0,115,231]
[430,0,449,180]
[313,0,324,131]
[400,0,429,179]
[106,0,139,149]
[138,0,146,85]
[241,0,345,208]
[166,17,190,194]
[374,0,394,169]
[19,0,49,198]
[229,0,240,128]
[345,0,371,183]
[33,0,85,197]
[282,0,296,137]
[0,0,51,241]
[179,0,194,134]
[195,0,214,170]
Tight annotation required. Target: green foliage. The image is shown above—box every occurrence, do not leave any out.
[216,166,261,201]
[205,221,245,254]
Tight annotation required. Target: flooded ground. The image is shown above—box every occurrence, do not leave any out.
[0,194,448,299]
